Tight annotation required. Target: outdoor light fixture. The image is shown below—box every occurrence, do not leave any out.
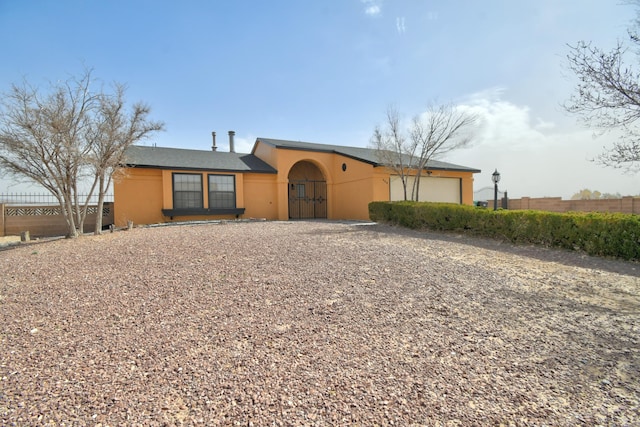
[492,169,501,211]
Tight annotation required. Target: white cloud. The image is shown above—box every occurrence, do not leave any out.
[366,5,380,16]
[214,134,255,154]
[396,17,406,34]
[442,90,640,199]
[534,118,555,131]
[459,95,548,150]
[234,135,257,154]
[361,0,381,16]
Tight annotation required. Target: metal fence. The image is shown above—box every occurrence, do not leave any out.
[0,193,114,205]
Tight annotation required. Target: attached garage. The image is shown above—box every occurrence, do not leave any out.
[390,175,462,203]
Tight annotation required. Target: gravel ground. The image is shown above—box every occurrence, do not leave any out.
[1,221,639,426]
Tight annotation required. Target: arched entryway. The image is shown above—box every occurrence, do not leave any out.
[288,161,327,219]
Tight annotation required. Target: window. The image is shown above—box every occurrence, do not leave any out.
[208,175,236,209]
[173,173,203,209]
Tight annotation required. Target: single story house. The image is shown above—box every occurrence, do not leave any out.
[113,133,481,227]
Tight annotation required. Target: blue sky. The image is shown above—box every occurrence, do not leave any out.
[1,0,638,198]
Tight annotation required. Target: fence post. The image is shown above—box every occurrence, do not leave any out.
[621,196,632,214]
[501,191,508,209]
[0,203,4,237]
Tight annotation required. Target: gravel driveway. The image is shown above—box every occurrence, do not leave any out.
[1,221,639,426]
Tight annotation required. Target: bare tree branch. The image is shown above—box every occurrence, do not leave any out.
[0,69,163,237]
[89,83,164,233]
[410,103,477,199]
[371,103,476,201]
[565,6,640,172]
[370,107,415,201]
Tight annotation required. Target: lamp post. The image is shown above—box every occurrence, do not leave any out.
[492,169,501,211]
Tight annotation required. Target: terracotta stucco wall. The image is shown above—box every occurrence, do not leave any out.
[269,149,334,220]
[242,173,279,219]
[114,167,279,226]
[330,155,376,220]
[267,147,381,220]
[252,142,278,169]
[114,168,164,227]
[116,142,478,225]
[460,172,475,205]
[372,168,392,202]
[255,141,476,220]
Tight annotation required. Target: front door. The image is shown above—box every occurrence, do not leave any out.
[288,180,327,219]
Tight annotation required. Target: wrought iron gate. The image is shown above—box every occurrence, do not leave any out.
[288,180,327,219]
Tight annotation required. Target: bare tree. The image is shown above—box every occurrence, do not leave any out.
[89,84,163,234]
[409,103,477,200]
[565,3,640,171]
[370,107,417,200]
[0,69,163,238]
[371,103,476,201]
[0,72,98,237]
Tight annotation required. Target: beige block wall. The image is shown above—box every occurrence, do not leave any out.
[0,204,4,237]
[2,203,114,238]
[506,196,640,214]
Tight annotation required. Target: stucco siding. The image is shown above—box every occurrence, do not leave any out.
[330,155,375,220]
[114,168,164,227]
[243,173,279,219]
[115,141,479,225]
[252,142,278,169]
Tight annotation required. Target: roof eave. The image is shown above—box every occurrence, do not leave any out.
[375,164,481,173]
[258,141,380,166]
[122,164,277,174]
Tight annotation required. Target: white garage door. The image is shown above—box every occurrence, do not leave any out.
[390,175,461,203]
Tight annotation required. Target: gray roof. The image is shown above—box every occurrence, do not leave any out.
[255,137,481,173]
[123,145,277,173]
[124,139,481,175]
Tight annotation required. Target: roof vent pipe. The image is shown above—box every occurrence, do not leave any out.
[211,131,217,151]
[228,130,235,153]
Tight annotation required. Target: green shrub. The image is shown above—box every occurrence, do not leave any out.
[368,201,640,261]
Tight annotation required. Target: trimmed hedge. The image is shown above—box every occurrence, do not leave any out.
[369,201,640,261]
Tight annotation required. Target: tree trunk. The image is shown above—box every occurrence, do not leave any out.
[61,195,78,238]
[77,175,99,236]
[94,176,106,235]
[413,168,423,202]
[403,179,408,201]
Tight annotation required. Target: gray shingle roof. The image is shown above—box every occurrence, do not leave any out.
[123,145,277,173]
[124,139,481,174]
[255,137,481,173]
